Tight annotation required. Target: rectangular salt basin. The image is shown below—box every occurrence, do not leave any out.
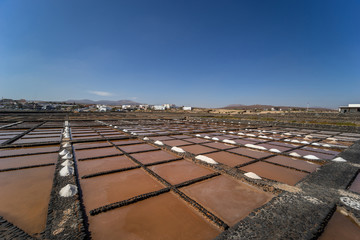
[149,136,174,141]
[227,148,272,159]
[185,138,211,144]
[73,141,111,150]
[203,142,235,150]
[240,162,308,186]
[131,150,180,165]
[204,152,253,167]
[319,211,360,240]
[162,139,193,147]
[77,155,136,177]
[349,173,360,194]
[0,166,55,235]
[118,144,158,153]
[14,137,60,144]
[75,147,122,159]
[149,160,214,185]
[181,145,216,155]
[181,175,273,226]
[0,153,57,170]
[0,145,59,157]
[169,135,192,139]
[80,168,164,211]
[265,155,320,173]
[88,192,221,240]
[110,139,142,146]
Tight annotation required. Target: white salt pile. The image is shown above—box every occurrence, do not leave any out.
[291,140,300,143]
[195,134,201,137]
[340,197,360,210]
[246,134,256,137]
[244,172,261,180]
[212,137,219,141]
[304,155,320,160]
[326,137,337,142]
[311,143,321,146]
[64,121,69,126]
[123,129,128,132]
[332,157,347,162]
[322,144,331,147]
[59,149,69,156]
[204,136,211,139]
[195,155,218,164]
[238,133,245,135]
[143,137,149,141]
[259,135,268,139]
[59,166,74,176]
[269,148,281,153]
[290,152,302,157]
[154,140,164,146]
[223,139,236,144]
[62,142,71,148]
[284,139,291,142]
[61,160,74,166]
[284,133,292,136]
[171,146,185,153]
[245,144,267,150]
[229,131,235,134]
[301,141,310,144]
[59,184,78,197]
[62,153,73,160]
[304,135,313,139]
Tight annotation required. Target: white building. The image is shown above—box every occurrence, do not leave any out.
[97,105,111,112]
[153,105,166,110]
[183,106,192,111]
[339,104,360,113]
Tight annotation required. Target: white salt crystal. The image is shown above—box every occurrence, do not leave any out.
[244,172,261,180]
[59,184,78,197]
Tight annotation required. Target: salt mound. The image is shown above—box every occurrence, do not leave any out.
[143,137,149,141]
[301,141,310,144]
[171,146,185,153]
[245,144,267,150]
[238,133,245,135]
[212,137,219,141]
[332,157,347,162]
[322,144,331,147]
[340,197,360,210]
[304,155,320,160]
[62,153,73,160]
[195,134,201,137]
[305,135,313,139]
[259,135,268,139]
[290,152,301,157]
[59,166,74,176]
[204,136,211,139]
[154,140,164,146]
[311,143,321,146]
[244,172,261,180]
[284,139,291,142]
[269,148,281,153]
[284,133,292,136]
[195,155,218,164]
[61,160,74,166]
[59,149,69,156]
[223,139,236,144]
[123,129,128,132]
[291,140,300,143]
[246,134,256,137]
[229,131,234,134]
[64,121,69,126]
[326,137,337,141]
[59,184,78,197]
[62,142,71,148]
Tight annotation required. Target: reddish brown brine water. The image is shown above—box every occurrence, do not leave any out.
[319,211,360,240]
[0,166,55,235]
[88,192,221,240]
[182,175,273,225]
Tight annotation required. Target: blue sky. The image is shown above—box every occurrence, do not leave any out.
[0,0,359,108]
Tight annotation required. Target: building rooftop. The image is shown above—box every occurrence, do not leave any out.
[0,113,360,239]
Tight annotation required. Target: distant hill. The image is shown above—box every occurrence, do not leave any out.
[66,99,141,106]
[223,104,334,111]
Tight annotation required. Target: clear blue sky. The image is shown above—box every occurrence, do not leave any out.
[0,0,359,108]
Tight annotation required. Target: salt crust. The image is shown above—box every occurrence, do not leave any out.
[332,157,347,162]
[223,139,236,144]
[171,146,185,153]
[269,148,281,153]
[59,184,78,197]
[154,140,164,146]
[61,160,74,166]
[245,144,267,150]
[304,155,320,160]
[244,172,261,180]
[289,152,301,157]
[195,155,218,164]
[340,197,360,210]
[59,166,74,176]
